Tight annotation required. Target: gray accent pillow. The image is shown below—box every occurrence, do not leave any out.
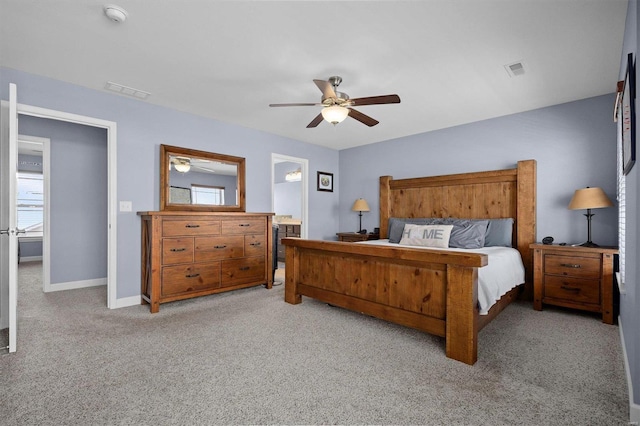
[388,218,439,243]
[484,218,514,247]
[388,217,488,249]
[439,218,488,249]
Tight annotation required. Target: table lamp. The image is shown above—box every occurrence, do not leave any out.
[568,187,613,247]
[352,198,370,233]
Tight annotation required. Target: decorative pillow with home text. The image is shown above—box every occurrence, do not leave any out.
[398,224,453,248]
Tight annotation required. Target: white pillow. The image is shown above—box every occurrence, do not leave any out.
[399,224,453,248]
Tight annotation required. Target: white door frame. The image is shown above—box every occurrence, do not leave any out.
[11,102,118,309]
[271,153,308,239]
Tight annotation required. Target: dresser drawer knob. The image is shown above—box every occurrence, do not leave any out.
[214,245,227,249]
[185,224,200,228]
[170,248,186,252]
[185,273,200,278]
[561,285,581,292]
[250,242,261,247]
[560,263,581,269]
[239,266,250,271]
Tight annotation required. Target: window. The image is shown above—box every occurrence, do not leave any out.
[191,184,224,205]
[17,171,44,236]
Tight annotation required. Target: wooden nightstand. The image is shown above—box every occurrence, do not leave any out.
[336,232,379,242]
[530,244,617,324]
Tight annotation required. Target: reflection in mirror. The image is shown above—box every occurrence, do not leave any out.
[160,145,245,212]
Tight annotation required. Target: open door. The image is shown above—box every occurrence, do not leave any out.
[4,83,19,352]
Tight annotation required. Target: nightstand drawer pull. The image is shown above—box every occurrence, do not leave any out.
[560,285,581,292]
[239,223,251,227]
[185,273,200,278]
[185,224,200,228]
[249,242,261,247]
[560,263,581,269]
[214,245,227,249]
[170,248,186,252]
[239,266,250,271]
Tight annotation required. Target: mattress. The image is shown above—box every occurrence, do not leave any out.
[357,239,525,315]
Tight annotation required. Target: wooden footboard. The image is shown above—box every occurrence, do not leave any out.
[283,239,488,365]
[283,160,535,365]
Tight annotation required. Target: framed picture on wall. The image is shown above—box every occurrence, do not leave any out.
[622,52,636,175]
[317,171,333,192]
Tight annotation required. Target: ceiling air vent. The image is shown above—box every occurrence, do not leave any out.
[504,61,526,77]
[105,81,150,99]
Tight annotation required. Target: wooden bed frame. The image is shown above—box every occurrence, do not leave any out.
[283,160,536,365]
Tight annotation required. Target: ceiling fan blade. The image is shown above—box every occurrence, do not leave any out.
[306,113,324,128]
[313,79,337,100]
[348,108,379,127]
[349,94,401,106]
[269,102,321,107]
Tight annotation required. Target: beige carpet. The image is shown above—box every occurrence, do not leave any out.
[0,261,629,425]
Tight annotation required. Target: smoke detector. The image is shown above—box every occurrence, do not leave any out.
[104,4,128,23]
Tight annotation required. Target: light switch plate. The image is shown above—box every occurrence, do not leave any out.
[119,201,132,212]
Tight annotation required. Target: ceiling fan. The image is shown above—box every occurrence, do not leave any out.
[269,76,401,128]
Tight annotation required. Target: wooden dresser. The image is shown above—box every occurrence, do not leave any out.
[276,223,301,261]
[138,211,273,313]
[530,244,617,324]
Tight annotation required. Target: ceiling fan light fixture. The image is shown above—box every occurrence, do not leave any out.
[321,105,349,125]
[173,158,191,173]
[103,4,128,23]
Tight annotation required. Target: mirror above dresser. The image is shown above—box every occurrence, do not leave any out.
[160,144,246,212]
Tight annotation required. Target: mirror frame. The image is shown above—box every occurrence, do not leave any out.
[160,144,246,212]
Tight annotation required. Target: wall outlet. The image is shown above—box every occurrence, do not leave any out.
[119,201,132,212]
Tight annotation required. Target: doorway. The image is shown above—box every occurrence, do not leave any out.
[1,94,117,334]
[271,154,308,271]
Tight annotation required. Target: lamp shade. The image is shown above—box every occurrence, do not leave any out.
[321,105,349,124]
[352,198,370,212]
[568,187,613,210]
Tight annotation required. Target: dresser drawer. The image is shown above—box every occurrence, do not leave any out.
[544,255,600,279]
[194,236,244,261]
[221,256,265,285]
[244,234,266,257]
[162,238,194,265]
[221,218,265,235]
[161,262,221,296]
[163,219,221,237]
[543,275,600,305]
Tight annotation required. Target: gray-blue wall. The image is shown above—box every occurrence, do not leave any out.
[0,66,340,299]
[339,94,618,247]
[621,0,640,409]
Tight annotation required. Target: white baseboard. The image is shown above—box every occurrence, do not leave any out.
[112,295,141,309]
[45,277,106,292]
[619,316,640,423]
[19,256,42,263]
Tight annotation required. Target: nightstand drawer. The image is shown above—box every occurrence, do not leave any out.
[544,255,600,279]
[544,275,600,305]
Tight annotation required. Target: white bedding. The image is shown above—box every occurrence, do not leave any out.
[357,239,525,315]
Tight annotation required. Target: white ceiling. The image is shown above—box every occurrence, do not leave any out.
[0,0,628,150]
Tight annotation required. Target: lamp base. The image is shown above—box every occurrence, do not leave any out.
[578,241,599,248]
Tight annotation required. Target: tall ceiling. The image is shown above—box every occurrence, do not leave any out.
[0,0,628,150]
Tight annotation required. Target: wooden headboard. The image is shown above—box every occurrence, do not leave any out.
[379,159,537,295]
